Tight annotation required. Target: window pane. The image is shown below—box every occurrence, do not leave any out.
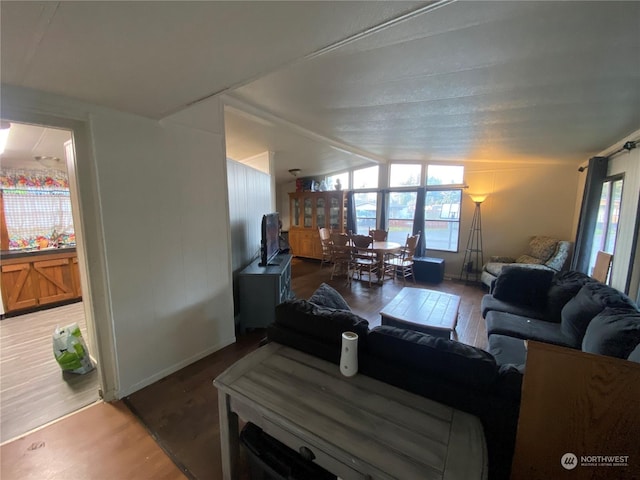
[588,178,623,275]
[354,192,377,234]
[387,191,417,243]
[427,165,464,185]
[424,190,461,251]
[326,172,348,190]
[389,164,421,187]
[353,166,379,189]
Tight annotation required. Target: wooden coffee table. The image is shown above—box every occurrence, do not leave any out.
[380,287,461,339]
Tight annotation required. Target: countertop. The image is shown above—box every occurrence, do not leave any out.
[1,246,77,260]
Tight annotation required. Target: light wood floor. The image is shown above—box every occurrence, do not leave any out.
[0,302,100,443]
[0,257,489,479]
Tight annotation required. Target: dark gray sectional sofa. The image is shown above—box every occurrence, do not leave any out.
[267,283,521,480]
[482,267,640,371]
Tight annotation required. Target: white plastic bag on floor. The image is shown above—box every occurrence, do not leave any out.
[53,323,95,374]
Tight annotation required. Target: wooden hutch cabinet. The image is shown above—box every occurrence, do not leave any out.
[288,191,347,259]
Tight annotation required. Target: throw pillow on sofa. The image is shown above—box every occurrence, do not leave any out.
[582,308,640,360]
[492,265,554,307]
[546,271,596,323]
[367,326,497,390]
[561,283,638,345]
[308,282,351,311]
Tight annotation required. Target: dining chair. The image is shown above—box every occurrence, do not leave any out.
[368,229,388,241]
[351,234,378,286]
[383,231,421,284]
[330,241,355,285]
[318,227,333,268]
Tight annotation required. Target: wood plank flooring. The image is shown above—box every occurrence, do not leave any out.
[0,401,186,480]
[292,258,488,350]
[0,302,100,443]
[0,257,489,479]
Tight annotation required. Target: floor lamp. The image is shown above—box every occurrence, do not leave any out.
[459,194,488,283]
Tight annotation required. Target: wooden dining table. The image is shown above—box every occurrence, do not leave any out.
[368,240,402,280]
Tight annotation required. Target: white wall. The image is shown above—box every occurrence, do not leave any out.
[2,85,235,398]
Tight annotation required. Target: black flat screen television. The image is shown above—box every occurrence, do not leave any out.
[260,212,281,266]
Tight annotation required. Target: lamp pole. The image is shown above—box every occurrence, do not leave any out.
[459,194,487,283]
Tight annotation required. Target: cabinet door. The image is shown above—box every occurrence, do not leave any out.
[1,263,38,311]
[303,197,313,228]
[32,258,75,305]
[329,196,342,230]
[291,197,300,227]
[316,197,326,229]
[71,256,83,297]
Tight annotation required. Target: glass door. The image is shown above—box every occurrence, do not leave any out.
[588,176,623,277]
[316,197,325,229]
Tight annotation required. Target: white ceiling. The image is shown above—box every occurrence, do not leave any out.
[2,1,639,184]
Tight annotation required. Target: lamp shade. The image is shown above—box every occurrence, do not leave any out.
[468,193,489,204]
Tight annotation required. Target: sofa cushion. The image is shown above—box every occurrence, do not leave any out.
[515,254,545,265]
[488,334,527,368]
[582,308,640,359]
[367,326,497,389]
[274,299,369,345]
[492,265,554,307]
[480,294,547,320]
[546,271,595,323]
[544,241,571,271]
[486,311,577,348]
[484,262,510,277]
[561,283,638,346]
[308,282,351,311]
[525,236,559,262]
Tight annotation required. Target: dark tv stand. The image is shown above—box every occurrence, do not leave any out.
[238,253,293,333]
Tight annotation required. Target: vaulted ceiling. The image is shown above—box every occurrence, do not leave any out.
[2,1,639,184]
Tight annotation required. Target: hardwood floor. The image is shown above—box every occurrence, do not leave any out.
[291,257,489,350]
[0,302,100,444]
[0,401,186,480]
[0,257,489,479]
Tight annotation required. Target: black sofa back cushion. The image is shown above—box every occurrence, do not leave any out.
[492,266,554,307]
[561,283,638,345]
[582,308,640,360]
[367,326,497,390]
[546,271,596,323]
[274,299,369,346]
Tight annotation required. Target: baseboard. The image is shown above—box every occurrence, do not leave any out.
[117,335,237,398]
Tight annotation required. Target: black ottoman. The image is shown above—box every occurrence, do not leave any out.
[413,257,445,283]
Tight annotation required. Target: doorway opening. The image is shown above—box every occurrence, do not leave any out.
[0,121,100,443]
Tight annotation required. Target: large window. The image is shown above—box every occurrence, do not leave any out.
[387,191,417,243]
[353,166,378,189]
[326,171,349,191]
[422,165,463,251]
[424,190,461,251]
[354,192,377,234]
[588,176,623,276]
[1,168,76,250]
[390,164,421,188]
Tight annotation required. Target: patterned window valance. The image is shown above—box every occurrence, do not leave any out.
[0,168,70,191]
